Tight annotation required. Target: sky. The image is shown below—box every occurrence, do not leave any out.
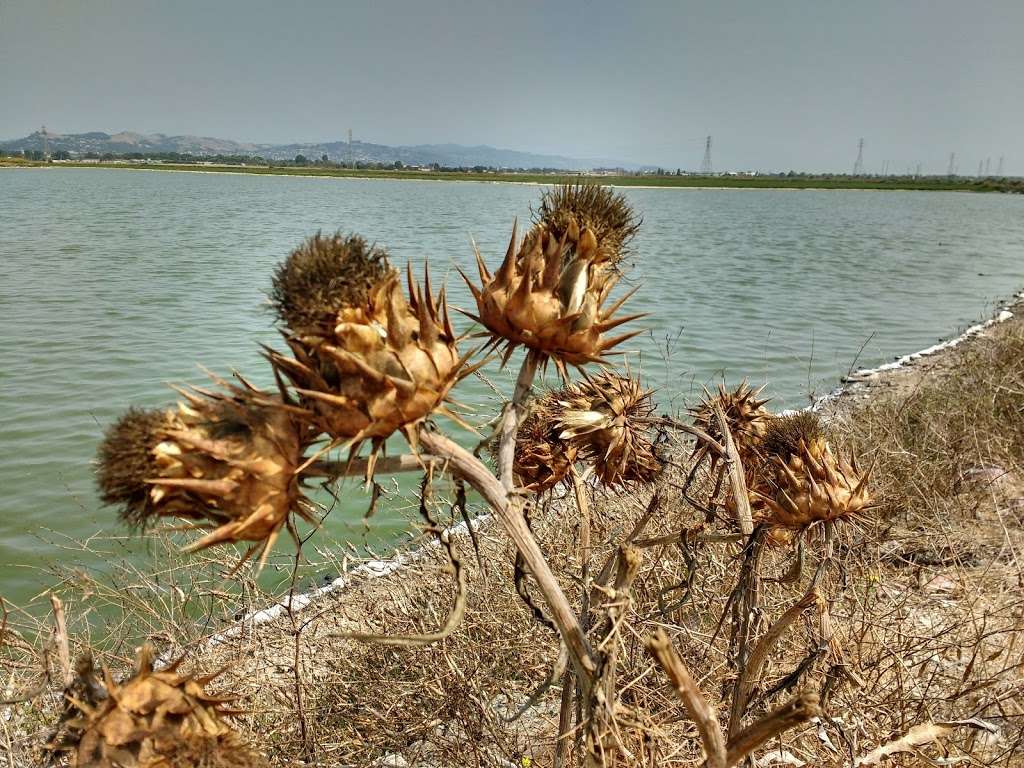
[1,0,1022,173]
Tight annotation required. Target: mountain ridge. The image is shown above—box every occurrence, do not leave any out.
[0,130,641,170]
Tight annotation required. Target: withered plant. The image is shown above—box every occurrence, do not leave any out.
[53,183,897,766]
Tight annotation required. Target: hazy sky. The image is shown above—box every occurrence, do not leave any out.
[2,0,1022,172]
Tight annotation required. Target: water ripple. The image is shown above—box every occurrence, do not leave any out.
[1,168,1023,603]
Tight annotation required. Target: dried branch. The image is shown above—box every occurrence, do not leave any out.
[50,595,72,689]
[724,692,819,767]
[306,453,438,478]
[735,589,819,720]
[417,425,597,679]
[712,402,753,535]
[727,527,766,739]
[646,628,728,768]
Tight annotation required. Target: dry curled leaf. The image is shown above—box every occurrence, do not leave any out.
[854,719,998,766]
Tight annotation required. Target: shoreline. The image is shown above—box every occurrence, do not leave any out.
[3,161,1019,193]
[815,290,1024,415]
[210,287,1024,646]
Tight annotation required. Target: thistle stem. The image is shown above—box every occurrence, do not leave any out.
[305,454,436,478]
[497,350,540,491]
[712,402,753,535]
[416,427,597,680]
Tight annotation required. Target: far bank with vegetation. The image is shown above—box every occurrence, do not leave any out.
[3,153,1023,193]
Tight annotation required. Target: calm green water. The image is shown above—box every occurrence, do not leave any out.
[2,167,1023,606]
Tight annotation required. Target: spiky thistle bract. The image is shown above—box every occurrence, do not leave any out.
[96,371,316,568]
[460,185,646,378]
[266,232,480,477]
[48,645,267,768]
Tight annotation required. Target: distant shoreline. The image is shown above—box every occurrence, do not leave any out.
[2,159,1020,193]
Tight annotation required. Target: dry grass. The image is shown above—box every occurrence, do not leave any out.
[3,317,1023,767]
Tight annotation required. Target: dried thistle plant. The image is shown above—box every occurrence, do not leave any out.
[48,645,267,768]
[690,380,772,467]
[511,372,660,492]
[557,371,661,488]
[753,412,874,529]
[511,393,580,492]
[460,184,646,376]
[80,183,856,768]
[266,232,478,475]
[96,372,315,566]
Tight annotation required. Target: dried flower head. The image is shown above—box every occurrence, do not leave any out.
[270,232,390,332]
[511,393,579,492]
[461,185,645,375]
[96,373,314,564]
[268,233,473,473]
[48,645,267,768]
[690,380,772,465]
[759,410,826,461]
[96,407,177,521]
[754,412,873,528]
[557,372,661,487]
[534,183,641,267]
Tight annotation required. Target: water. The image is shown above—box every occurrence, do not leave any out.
[2,167,1023,607]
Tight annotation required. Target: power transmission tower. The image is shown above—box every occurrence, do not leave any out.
[997,156,1004,175]
[700,136,712,175]
[985,157,991,176]
[41,125,49,159]
[915,163,922,177]
[947,152,956,177]
[978,161,984,178]
[853,138,864,175]
[347,128,353,168]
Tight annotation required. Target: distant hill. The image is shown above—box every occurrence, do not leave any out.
[0,130,639,171]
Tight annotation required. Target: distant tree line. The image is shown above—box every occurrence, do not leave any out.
[2,148,1020,192]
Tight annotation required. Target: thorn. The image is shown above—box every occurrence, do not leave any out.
[436,405,482,436]
[599,284,641,319]
[255,528,281,574]
[595,312,649,333]
[452,306,485,326]
[599,328,646,352]
[472,236,492,283]
[406,262,420,311]
[417,291,438,347]
[441,291,456,339]
[499,343,518,369]
[423,260,437,320]
[496,219,518,287]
